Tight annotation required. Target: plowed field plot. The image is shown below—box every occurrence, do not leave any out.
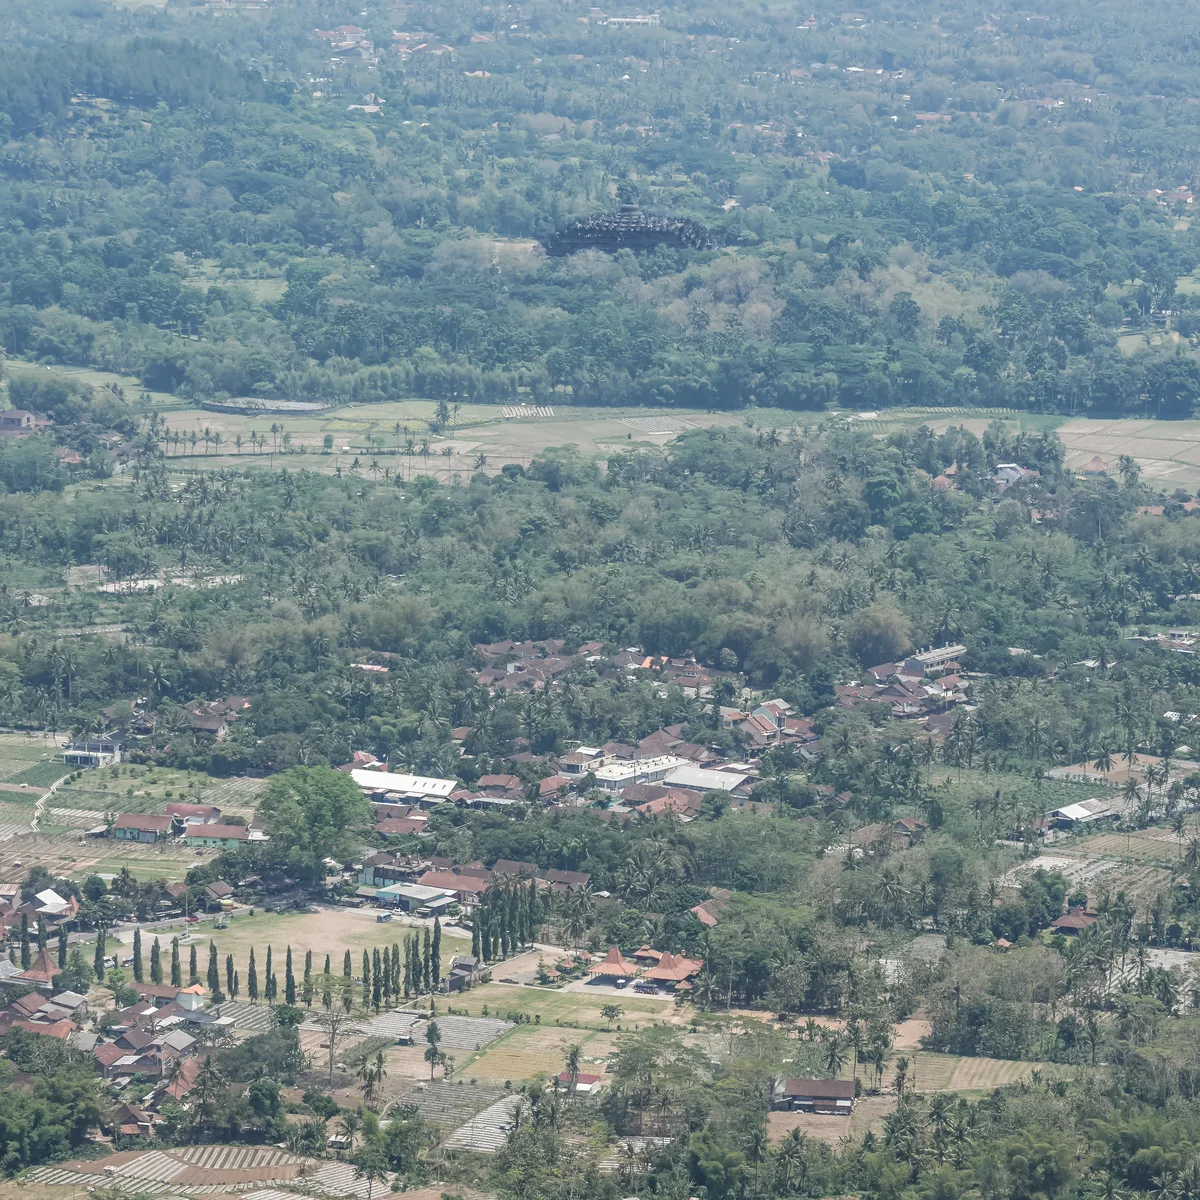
[198,776,269,814]
[0,734,65,785]
[1069,829,1188,864]
[356,1011,512,1052]
[445,1095,523,1153]
[465,1024,616,1084]
[383,1079,505,1126]
[850,1053,1071,1094]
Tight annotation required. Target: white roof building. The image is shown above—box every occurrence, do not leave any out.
[1050,797,1122,826]
[663,764,749,793]
[592,755,690,792]
[34,889,70,915]
[350,770,457,800]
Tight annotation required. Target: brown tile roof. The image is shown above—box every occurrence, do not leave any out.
[587,946,638,977]
[644,951,703,982]
[114,813,174,833]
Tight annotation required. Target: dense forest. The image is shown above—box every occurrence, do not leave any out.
[3,0,1200,411]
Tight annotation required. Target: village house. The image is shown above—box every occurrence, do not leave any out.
[185,824,249,849]
[64,736,123,767]
[1051,908,1099,935]
[113,813,175,843]
[771,1078,855,1114]
[0,410,53,435]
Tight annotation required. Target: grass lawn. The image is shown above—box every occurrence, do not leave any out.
[450,981,676,1030]
[141,908,473,977]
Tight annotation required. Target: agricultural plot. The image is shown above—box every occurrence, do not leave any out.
[851,1051,1069,1094]
[198,775,269,816]
[1056,417,1200,489]
[444,1094,524,1153]
[0,733,67,788]
[55,763,235,816]
[357,1011,513,1052]
[149,400,737,481]
[382,1080,506,1128]
[464,1024,616,1085]
[1069,827,1190,865]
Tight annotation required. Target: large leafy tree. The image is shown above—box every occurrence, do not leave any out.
[257,767,370,882]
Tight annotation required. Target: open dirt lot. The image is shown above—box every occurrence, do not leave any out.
[451,979,678,1029]
[769,1095,896,1145]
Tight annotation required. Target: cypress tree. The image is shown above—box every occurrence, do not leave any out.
[207,941,220,999]
[171,937,181,987]
[422,927,432,992]
[322,970,333,1010]
[267,971,277,1002]
[94,927,106,981]
[432,918,441,988]
[285,946,296,1006]
[37,919,46,952]
[248,947,259,1002]
[226,953,234,997]
[189,944,198,984]
[371,948,382,1011]
[527,877,539,942]
[391,943,401,997]
[303,950,313,1006]
[233,969,240,1000]
[403,938,412,997]
[471,911,481,960]
[133,928,144,982]
[57,926,67,970]
[343,949,352,977]
[362,950,371,1006]
[150,936,162,984]
[20,914,29,969]
[265,945,273,985]
[324,953,331,977]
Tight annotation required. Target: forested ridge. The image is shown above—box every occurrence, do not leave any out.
[3,0,1200,410]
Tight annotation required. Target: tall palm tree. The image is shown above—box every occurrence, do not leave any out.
[336,1108,362,1158]
[564,1044,582,1098]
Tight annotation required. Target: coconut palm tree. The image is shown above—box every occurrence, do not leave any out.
[564,1044,582,1098]
[337,1108,363,1158]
